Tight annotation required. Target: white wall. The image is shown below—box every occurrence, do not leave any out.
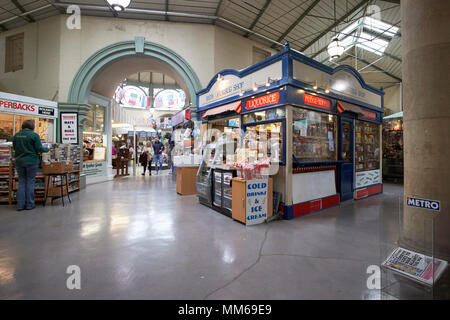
[214,27,277,74]
[0,16,60,101]
[384,84,402,114]
[0,14,278,104]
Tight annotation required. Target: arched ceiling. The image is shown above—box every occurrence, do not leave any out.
[90,56,191,101]
[1,0,401,89]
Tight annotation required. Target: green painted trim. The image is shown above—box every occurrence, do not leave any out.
[135,36,144,53]
[67,39,202,116]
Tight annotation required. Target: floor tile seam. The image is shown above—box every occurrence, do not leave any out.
[260,253,377,264]
[202,224,272,300]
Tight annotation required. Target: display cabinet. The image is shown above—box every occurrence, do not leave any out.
[212,168,235,216]
[292,109,337,162]
[355,121,380,172]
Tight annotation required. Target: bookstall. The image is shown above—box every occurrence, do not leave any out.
[0,143,80,206]
[196,42,384,221]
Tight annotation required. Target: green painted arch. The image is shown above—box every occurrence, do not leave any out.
[68,38,202,112]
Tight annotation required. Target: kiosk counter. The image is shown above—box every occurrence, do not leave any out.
[196,42,384,221]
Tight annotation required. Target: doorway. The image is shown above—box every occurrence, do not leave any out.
[340,118,354,201]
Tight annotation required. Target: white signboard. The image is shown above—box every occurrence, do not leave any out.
[245,179,269,226]
[292,170,336,204]
[0,91,58,118]
[382,247,448,286]
[293,61,382,108]
[61,113,78,144]
[355,169,381,188]
[82,161,107,177]
[199,61,282,108]
[93,146,106,161]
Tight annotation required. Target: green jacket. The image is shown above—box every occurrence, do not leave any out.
[13,129,49,167]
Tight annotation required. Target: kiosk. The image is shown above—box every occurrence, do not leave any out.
[196,43,384,220]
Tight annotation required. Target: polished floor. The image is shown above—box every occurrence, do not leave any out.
[0,171,406,299]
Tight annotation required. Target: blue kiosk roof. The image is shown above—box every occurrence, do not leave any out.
[197,42,384,122]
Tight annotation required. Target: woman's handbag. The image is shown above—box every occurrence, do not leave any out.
[139,152,148,164]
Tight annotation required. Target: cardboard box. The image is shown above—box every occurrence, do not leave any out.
[42,162,73,174]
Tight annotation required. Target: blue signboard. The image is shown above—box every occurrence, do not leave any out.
[406,197,440,212]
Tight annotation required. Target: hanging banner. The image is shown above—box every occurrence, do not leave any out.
[60,112,79,145]
[245,179,269,225]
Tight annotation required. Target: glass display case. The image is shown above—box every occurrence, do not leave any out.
[355,121,380,172]
[292,109,337,162]
[206,117,240,166]
[196,159,212,206]
[244,122,283,163]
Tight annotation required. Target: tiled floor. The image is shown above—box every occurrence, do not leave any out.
[0,174,414,299]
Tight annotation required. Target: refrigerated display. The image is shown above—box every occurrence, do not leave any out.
[212,168,235,216]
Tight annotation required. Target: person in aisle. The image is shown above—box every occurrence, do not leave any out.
[12,120,49,211]
[168,139,175,175]
[136,144,142,167]
[152,137,165,175]
[141,141,154,176]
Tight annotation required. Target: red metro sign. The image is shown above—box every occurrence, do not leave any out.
[303,94,331,110]
[246,92,280,110]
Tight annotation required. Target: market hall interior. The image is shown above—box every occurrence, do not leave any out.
[0,0,449,300]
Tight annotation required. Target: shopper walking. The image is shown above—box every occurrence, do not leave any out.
[141,141,154,175]
[152,137,165,174]
[12,120,49,211]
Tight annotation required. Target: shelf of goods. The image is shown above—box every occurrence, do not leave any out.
[0,144,12,203]
[0,144,81,206]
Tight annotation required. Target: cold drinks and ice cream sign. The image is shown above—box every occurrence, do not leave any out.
[246,179,269,225]
[61,113,78,144]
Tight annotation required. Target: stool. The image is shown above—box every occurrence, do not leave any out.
[43,173,71,207]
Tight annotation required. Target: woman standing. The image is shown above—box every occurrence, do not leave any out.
[13,120,49,211]
[141,141,154,175]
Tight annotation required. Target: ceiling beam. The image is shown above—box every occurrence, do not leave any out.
[271,0,321,49]
[330,52,402,82]
[11,0,35,23]
[165,0,169,21]
[379,0,400,4]
[244,0,272,38]
[213,0,223,25]
[299,0,369,53]
[103,0,118,17]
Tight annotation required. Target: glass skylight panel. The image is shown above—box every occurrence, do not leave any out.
[335,17,397,56]
[363,17,399,37]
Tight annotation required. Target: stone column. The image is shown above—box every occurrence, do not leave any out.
[402,0,450,259]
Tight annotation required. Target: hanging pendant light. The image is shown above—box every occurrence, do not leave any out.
[327,0,345,60]
[107,0,131,12]
[328,38,345,59]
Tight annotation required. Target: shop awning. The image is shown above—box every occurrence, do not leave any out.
[201,101,241,119]
[337,101,364,115]
[383,111,403,120]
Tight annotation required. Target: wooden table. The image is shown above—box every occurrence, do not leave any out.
[114,158,130,177]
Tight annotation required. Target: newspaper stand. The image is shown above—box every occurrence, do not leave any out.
[380,196,449,299]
